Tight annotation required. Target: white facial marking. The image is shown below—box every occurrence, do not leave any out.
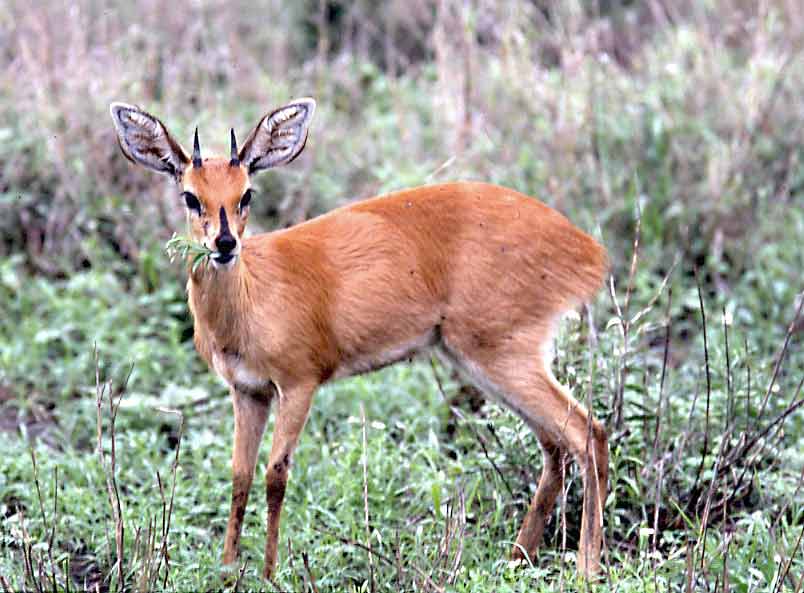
[210,248,241,270]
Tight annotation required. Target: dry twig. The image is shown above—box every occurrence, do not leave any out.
[429,357,515,499]
[95,350,130,592]
[311,524,444,593]
[360,403,376,593]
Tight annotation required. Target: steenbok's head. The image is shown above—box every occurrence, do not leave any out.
[110,99,315,268]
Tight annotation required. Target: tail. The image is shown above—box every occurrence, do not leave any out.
[560,227,610,310]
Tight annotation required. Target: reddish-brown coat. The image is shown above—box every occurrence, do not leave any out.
[110,99,610,580]
[189,179,607,390]
[185,177,610,578]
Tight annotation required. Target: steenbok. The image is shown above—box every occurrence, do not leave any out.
[110,98,609,579]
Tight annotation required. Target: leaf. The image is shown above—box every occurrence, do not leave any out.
[431,482,442,520]
[164,233,213,271]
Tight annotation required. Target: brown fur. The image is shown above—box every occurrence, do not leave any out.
[110,102,610,580]
[186,172,610,578]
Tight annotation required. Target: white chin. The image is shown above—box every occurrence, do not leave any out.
[211,255,237,269]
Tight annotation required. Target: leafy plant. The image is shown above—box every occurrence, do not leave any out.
[164,233,213,273]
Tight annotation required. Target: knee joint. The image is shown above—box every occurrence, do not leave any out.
[270,452,291,476]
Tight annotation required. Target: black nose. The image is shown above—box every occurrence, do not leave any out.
[215,206,237,254]
[215,233,237,254]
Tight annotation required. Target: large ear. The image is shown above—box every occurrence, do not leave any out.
[238,98,316,173]
[109,102,190,179]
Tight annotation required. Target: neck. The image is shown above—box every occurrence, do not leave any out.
[187,259,249,349]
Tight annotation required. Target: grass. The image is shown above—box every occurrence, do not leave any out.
[1,1,803,591]
[1,243,802,590]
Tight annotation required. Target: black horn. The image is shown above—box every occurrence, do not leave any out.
[229,128,240,167]
[192,127,202,168]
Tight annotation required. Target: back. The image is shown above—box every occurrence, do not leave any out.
[346,182,608,314]
[245,182,608,377]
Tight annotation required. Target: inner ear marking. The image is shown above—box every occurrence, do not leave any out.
[238,98,316,174]
[109,102,189,178]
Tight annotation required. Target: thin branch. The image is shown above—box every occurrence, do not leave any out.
[310,524,444,593]
[429,358,515,499]
[755,293,804,423]
[156,408,184,589]
[301,552,319,593]
[773,520,804,593]
[697,427,734,571]
[690,270,712,507]
[28,447,57,590]
[360,403,375,593]
[233,560,248,593]
[723,308,733,431]
[95,350,129,592]
[652,287,673,460]
[0,575,13,593]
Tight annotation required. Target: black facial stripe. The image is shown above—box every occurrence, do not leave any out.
[219,206,232,237]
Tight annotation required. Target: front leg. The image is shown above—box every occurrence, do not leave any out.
[263,380,317,579]
[223,388,272,566]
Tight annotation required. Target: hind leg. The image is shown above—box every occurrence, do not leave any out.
[511,430,570,563]
[510,372,607,576]
[536,369,608,577]
[440,330,608,577]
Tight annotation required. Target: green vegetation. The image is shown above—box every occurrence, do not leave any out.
[1,1,802,591]
[165,234,214,274]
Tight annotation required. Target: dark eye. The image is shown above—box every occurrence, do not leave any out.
[182,191,201,214]
[240,189,253,211]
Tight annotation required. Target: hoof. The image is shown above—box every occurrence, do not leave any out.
[262,563,275,580]
[576,553,602,580]
[509,544,533,568]
[219,563,240,586]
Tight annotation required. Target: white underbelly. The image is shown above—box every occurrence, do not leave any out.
[212,352,267,391]
[333,332,437,380]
